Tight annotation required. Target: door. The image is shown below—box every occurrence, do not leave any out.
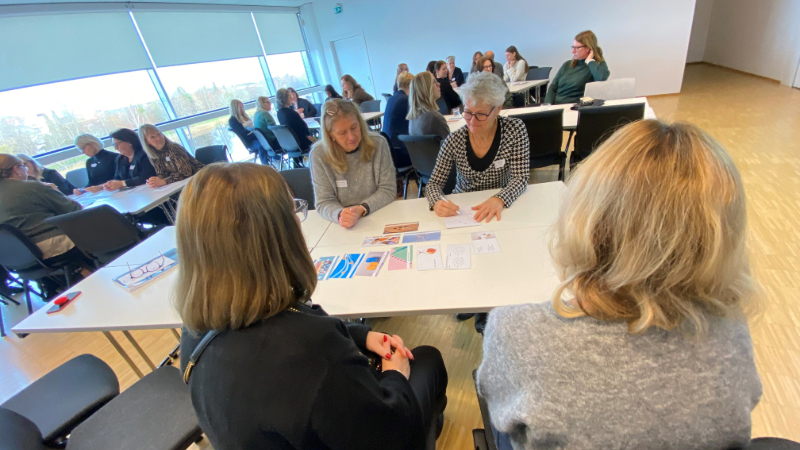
[330,33,376,98]
[793,56,800,88]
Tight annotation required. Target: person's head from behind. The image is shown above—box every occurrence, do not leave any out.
[472,51,483,68]
[446,56,456,73]
[340,75,360,94]
[434,60,447,79]
[396,72,414,94]
[572,30,603,63]
[287,87,299,103]
[0,154,28,181]
[276,88,292,108]
[407,71,440,120]
[229,99,248,123]
[316,99,375,172]
[138,124,168,157]
[550,120,756,334]
[15,154,42,180]
[74,134,104,157]
[484,50,495,61]
[426,60,436,75]
[478,56,495,74]
[257,96,272,113]
[459,72,505,135]
[174,163,316,332]
[324,85,341,99]
[396,63,409,75]
[111,128,143,157]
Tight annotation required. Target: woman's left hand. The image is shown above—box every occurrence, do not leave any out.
[472,196,505,223]
[365,332,414,361]
[146,177,167,188]
[104,180,124,191]
[586,50,595,63]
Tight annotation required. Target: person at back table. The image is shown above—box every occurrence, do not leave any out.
[483,50,504,79]
[382,72,415,168]
[276,88,314,152]
[310,99,396,229]
[16,154,74,195]
[446,56,465,87]
[479,57,513,108]
[393,63,409,93]
[253,96,280,164]
[407,71,450,141]
[545,30,610,104]
[80,128,157,192]
[177,163,449,450]
[503,45,529,82]
[73,134,116,194]
[324,84,343,102]
[228,99,262,158]
[340,74,374,106]
[288,87,318,118]
[468,51,484,78]
[478,120,761,450]
[434,60,462,113]
[138,124,203,188]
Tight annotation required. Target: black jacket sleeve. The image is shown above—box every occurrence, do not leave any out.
[454,67,465,87]
[119,152,157,187]
[42,169,75,195]
[300,99,318,118]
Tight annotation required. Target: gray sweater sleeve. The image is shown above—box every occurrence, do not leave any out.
[361,137,397,214]
[309,147,344,223]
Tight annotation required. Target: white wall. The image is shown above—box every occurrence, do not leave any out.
[305,0,696,97]
[687,0,714,63]
[704,0,800,85]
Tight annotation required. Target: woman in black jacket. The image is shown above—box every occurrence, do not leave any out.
[176,163,448,450]
[17,153,75,195]
[104,128,157,189]
[288,87,319,118]
[434,60,463,112]
[276,88,314,152]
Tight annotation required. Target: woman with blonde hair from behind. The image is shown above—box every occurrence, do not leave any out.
[407,71,449,140]
[478,120,762,450]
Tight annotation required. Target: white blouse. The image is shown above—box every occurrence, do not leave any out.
[503,59,528,82]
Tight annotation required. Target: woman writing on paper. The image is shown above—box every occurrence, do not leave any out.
[176,163,448,450]
[138,124,203,188]
[309,99,396,229]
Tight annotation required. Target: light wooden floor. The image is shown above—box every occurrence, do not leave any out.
[1,63,799,447]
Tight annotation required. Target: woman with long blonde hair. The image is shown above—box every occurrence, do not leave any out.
[228,99,263,159]
[138,124,203,188]
[544,30,610,104]
[478,120,761,450]
[309,99,396,228]
[407,71,449,140]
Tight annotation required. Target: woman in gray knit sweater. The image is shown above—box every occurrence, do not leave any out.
[309,99,396,228]
[478,120,762,450]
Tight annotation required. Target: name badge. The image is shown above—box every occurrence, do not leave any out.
[130,165,135,170]
[165,157,171,162]
[494,158,506,169]
[91,163,98,168]
[336,180,348,188]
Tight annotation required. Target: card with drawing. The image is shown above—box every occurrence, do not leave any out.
[354,251,389,277]
[402,231,441,243]
[445,244,472,270]
[327,253,364,279]
[383,222,419,234]
[388,246,413,271]
[361,234,401,247]
[314,256,338,281]
[471,231,501,254]
[416,245,443,271]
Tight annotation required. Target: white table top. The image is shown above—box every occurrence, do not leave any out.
[306,111,384,129]
[507,79,548,93]
[71,178,190,215]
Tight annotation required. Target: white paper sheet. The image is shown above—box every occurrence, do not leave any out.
[445,244,471,270]
[416,245,443,271]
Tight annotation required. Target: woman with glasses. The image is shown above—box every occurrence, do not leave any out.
[309,99,396,229]
[81,128,157,191]
[16,154,74,195]
[479,57,514,109]
[73,134,117,194]
[176,163,448,450]
[544,30,610,105]
[407,72,450,140]
[138,124,204,188]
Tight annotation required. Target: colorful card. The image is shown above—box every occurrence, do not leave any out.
[388,245,413,271]
[354,251,389,277]
[383,222,419,234]
[445,244,472,270]
[327,253,364,279]
[472,231,501,254]
[444,211,480,229]
[416,245,443,271]
[362,234,401,247]
[402,231,442,243]
[314,256,338,281]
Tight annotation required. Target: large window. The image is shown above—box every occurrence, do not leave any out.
[265,52,311,91]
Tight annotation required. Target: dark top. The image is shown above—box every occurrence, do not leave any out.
[545,59,611,104]
[382,90,410,152]
[85,149,117,187]
[436,77,462,111]
[277,107,312,151]
[393,81,399,93]
[0,179,81,244]
[296,98,318,118]
[40,168,75,195]
[450,67,465,87]
[113,149,157,187]
[180,301,425,450]
[228,116,257,149]
[467,119,502,172]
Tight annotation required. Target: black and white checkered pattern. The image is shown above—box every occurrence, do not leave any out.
[426,116,530,209]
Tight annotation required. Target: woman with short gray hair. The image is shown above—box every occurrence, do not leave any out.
[73,133,117,194]
[446,55,465,87]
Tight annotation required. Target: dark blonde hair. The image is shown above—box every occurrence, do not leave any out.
[550,120,757,334]
[407,71,438,120]
[471,51,483,72]
[571,30,604,68]
[0,154,23,179]
[505,45,529,73]
[396,71,414,91]
[174,163,317,332]
[477,56,495,73]
[229,99,249,124]
[340,74,361,91]
[314,99,376,173]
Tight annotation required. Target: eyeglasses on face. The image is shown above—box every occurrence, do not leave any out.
[571,45,586,51]
[294,198,308,222]
[463,106,496,122]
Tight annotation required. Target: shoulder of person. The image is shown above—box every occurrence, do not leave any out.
[308,143,329,165]
[366,132,389,151]
[484,303,561,348]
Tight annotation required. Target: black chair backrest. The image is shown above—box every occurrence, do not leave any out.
[194,145,228,165]
[66,168,89,189]
[524,66,541,81]
[398,135,441,177]
[0,407,45,450]
[514,109,564,159]
[44,205,142,262]
[359,100,381,113]
[574,103,646,159]
[280,168,315,210]
[435,97,450,115]
[0,225,44,271]
[268,125,302,152]
[527,67,552,81]
[311,103,322,117]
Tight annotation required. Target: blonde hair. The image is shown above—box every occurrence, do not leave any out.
[174,163,317,332]
[74,134,103,153]
[256,96,271,113]
[550,120,757,334]
[138,124,169,159]
[571,30,605,68]
[396,72,414,91]
[229,99,249,124]
[16,154,43,179]
[407,72,438,120]
[314,99,376,173]
[0,154,22,179]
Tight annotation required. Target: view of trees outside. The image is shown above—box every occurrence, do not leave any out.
[266,53,311,91]
[184,107,260,163]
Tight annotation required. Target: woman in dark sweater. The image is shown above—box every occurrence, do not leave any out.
[228,99,261,153]
[276,88,314,151]
[176,163,448,450]
[17,154,75,195]
[288,87,318,118]
[545,30,610,104]
[434,60,462,112]
[105,128,157,189]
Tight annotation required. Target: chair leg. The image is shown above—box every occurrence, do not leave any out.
[0,304,5,337]
[403,175,409,200]
[0,291,19,306]
[24,282,33,315]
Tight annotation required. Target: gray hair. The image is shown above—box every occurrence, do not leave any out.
[446,55,455,64]
[459,71,507,107]
[74,134,104,152]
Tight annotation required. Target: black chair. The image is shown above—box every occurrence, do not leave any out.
[194,145,229,164]
[398,135,456,198]
[569,102,646,166]
[526,67,552,104]
[66,169,89,189]
[311,103,322,117]
[0,354,119,447]
[471,369,498,450]
[44,205,148,267]
[380,132,415,200]
[515,109,566,180]
[360,100,382,130]
[435,97,450,115]
[268,125,307,169]
[0,408,43,450]
[280,168,315,209]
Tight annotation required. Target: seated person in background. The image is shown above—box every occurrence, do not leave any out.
[104,128,157,190]
[324,84,343,102]
[483,50,504,78]
[545,30,610,104]
[138,124,203,187]
[479,57,513,109]
[382,72,415,168]
[73,134,116,194]
[276,88,314,152]
[468,51,484,78]
[478,120,761,450]
[253,96,280,163]
[228,99,261,155]
[446,56,465,87]
[393,63,409,93]
[16,154,74,195]
[503,45,529,82]
[434,60,462,113]
[310,100,396,229]
[340,75,375,106]
[426,60,437,77]
[177,163,448,450]
[407,71,450,141]
[287,87,318,118]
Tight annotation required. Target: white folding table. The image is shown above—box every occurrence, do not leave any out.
[71,178,191,224]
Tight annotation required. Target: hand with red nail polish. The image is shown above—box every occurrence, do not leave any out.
[365,332,394,361]
[381,346,410,379]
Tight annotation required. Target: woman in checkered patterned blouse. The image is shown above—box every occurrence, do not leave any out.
[426,71,530,223]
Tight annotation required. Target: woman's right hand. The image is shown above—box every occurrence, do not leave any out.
[433,199,459,217]
[382,347,411,380]
[85,185,103,193]
[72,189,84,196]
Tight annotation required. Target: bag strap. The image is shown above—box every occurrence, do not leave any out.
[183,330,220,384]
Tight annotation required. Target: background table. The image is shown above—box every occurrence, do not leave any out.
[306,111,384,129]
[71,178,190,223]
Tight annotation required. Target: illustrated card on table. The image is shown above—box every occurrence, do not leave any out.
[445,244,472,270]
[388,246,413,271]
[354,251,389,277]
[402,231,441,243]
[416,245,443,271]
[314,256,338,280]
[327,253,364,279]
[472,231,501,254]
[444,211,480,229]
[361,234,401,247]
[383,222,419,234]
